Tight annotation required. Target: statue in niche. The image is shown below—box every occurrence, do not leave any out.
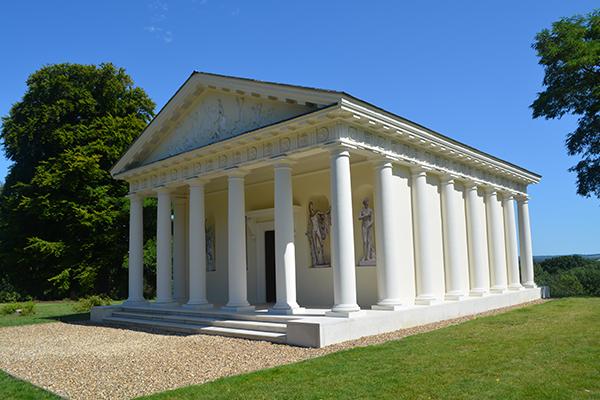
[358,197,376,266]
[206,222,215,271]
[305,202,331,267]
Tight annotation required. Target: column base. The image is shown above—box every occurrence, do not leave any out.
[122,299,149,307]
[444,292,465,301]
[150,300,178,308]
[469,288,489,297]
[221,305,256,313]
[173,297,189,304]
[183,303,214,310]
[330,303,361,313]
[415,294,439,305]
[522,282,537,288]
[372,304,404,311]
[372,298,403,310]
[269,307,306,315]
[325,310,367,318]
[490,286,508,294]
[508,283,523,291]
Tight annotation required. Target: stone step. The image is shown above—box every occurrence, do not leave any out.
[111,310,287,333]
[103,316,287,343]
[120,306,299,323]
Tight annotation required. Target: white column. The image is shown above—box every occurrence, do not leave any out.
[223,168,255,312]
[124,194,148,305]
[172,197,188,304]
[517,196,536,288]
[372,159,402,309]
[271,158,302,314]
[439,175,464,300]
[464,181,488,296]
[501,192,523,290]
[411,167,437,305]
[327,146,361,315]
[153,186,175,306]
[185,178,213,309]
[485,187,508,293]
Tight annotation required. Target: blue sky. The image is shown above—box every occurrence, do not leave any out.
[1,0,598,256]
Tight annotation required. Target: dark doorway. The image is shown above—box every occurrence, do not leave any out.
[265,230,276,303]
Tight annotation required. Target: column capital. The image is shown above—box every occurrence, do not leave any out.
[224,167,250,179]
[438,173,460,184]
[462,179,483,190]
[515,194,531,202]
[126,193,144,201]
[483,185,501,195]
[185,176,211,187]
[409,165,430,177]
[370,155,396,169]
[154,186,173,195]
[268,156,297,169]
[172,196,188,205]
[325,143,356,158]
[498,190,516,200]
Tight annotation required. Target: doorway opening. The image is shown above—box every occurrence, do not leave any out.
[265,230,276,303]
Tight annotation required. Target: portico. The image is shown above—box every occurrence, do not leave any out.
[106,72,543,346]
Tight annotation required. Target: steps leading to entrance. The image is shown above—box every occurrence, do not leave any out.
[101,306,293,343]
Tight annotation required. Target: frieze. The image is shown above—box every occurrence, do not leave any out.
[125,116,530,197]
[299,133,309,147]
[281,138,291,152]
[248,147,257,160]
[317,127,329,142]
[234,152,242,165]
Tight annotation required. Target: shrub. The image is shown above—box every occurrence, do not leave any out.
[1,302,21,315]
[72,295,112,312]
[21,301,36,316]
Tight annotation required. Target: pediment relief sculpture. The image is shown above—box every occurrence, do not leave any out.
[167,96,277,157]
[140,92,315,166]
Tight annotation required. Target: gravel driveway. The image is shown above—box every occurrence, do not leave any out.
[0,299,546,400]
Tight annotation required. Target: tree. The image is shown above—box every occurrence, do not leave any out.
[535,255,600,297]
[531,10,600,198]
[0,63,155,299]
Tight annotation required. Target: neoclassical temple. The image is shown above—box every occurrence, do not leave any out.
[104,72,541,346]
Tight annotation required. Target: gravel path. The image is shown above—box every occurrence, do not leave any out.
[0,299,547,400]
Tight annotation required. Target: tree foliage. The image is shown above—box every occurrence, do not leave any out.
[531,10,600,198]
[0,63,155,299]
[534,255,600,297]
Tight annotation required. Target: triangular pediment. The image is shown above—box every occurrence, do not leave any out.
[111,72,343,175]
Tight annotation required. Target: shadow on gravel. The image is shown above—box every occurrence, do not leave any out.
[41,312,90,323]
[68,319,199,337]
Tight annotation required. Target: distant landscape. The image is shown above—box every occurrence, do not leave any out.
[533,254,600,262]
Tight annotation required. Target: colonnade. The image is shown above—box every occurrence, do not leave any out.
[123,144,536,314]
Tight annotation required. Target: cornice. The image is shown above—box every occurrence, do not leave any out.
[117,96,540,199]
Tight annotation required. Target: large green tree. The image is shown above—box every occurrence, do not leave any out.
[531,10,600,198]
[0,63,155,299]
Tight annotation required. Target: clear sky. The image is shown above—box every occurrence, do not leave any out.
[1,0,598,256]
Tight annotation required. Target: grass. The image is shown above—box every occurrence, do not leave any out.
[137,298,600,400]
[1,298,599,399]
[0,301,93,328]
[0,370,60,400]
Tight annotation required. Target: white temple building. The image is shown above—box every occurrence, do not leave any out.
[93,72,542,347]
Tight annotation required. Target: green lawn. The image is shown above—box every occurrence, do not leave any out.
[137,298,600,400]
[0,301,91,328]
[1,298,599,400]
